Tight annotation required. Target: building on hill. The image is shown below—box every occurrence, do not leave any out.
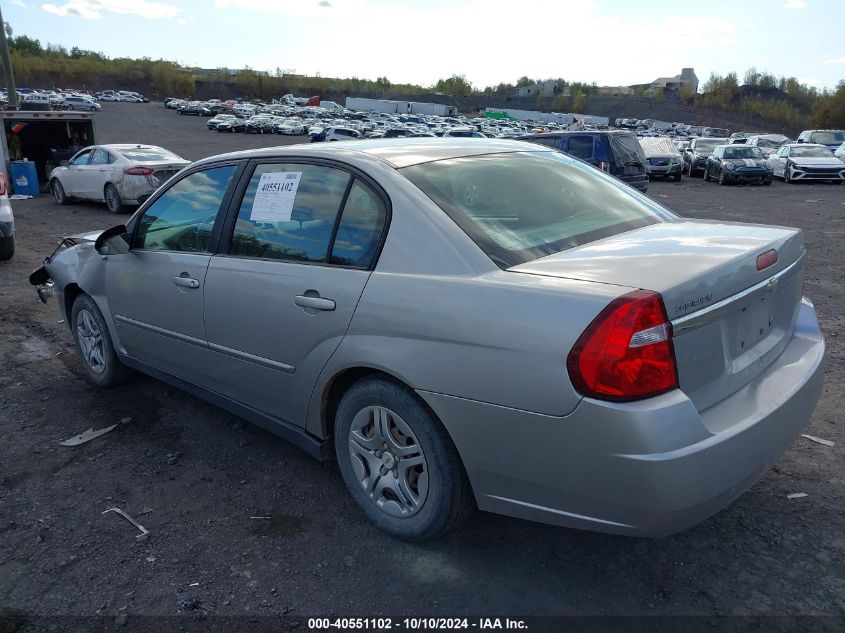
[516,80,568,98]
[645,68,699,95]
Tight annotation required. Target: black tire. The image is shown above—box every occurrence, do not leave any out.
[51,178,69,205]
[70,294,131,387]
[90,106,97,112]
[763,179,772,186]
[104,184,124,214]
[718,169,729,185]
[703,168,710,182]
[687,161,695,177]
[334,377,474,542]
[673,172,682,182]
[0,235,13,261]
[785,165,793,183]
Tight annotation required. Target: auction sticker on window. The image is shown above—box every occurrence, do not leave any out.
[250,171,302,222]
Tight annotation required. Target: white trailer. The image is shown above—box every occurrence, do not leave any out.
[574,114,610,127]
[345,97,456,117]
[345,98,399,114]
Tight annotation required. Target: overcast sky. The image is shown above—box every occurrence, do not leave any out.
[5,0,845,91]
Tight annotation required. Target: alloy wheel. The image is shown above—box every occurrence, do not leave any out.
[347,406,429,518]
[76,309,107,374]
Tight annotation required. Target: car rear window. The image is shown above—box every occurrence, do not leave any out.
[402,151,672,268]
[118,148,181,162]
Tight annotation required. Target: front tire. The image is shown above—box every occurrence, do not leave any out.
[104,184,124,213]
[334,377,474,542]
[703,168,710,182]
[785,165,793,183]
[71,294,131,387]
[673,172,682,182]
[718,169,729,185]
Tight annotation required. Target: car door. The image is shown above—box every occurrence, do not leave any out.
[61,148,94,195]
[104,163,240,384]
[80,148,114,199]
[202,160,388,426]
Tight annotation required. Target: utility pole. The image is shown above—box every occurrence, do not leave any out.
[0,3,18,108]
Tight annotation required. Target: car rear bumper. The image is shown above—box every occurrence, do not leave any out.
[419,299,825,537]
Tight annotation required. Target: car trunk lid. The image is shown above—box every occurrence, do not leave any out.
[510,219,805,413]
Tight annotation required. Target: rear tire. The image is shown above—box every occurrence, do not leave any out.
[51,178,69,205]
[104,184,124,214]
[334,377,474,542]
[0,235,13,261]
[71,294,131,387]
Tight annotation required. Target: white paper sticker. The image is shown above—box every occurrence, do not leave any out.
[250,171,302,222]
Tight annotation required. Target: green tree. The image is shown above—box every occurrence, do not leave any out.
[516,76,535,87]
[811,80,845,128]
[434,74,472,96]
[572,91,587,112]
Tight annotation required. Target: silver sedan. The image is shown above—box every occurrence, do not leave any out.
[30,139,825,541]
[49,144,190,213]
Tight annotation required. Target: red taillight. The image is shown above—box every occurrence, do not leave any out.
[756,249,778,271]
[567,290,678,402]
[0,172,6,196]
[124,166,155,176]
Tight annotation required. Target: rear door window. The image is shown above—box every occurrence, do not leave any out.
[566,136,595,160]
[228,163,350,263]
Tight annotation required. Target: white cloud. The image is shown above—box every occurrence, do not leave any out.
[11,0,28,7]
[784,0,808,8]
[41,0,182,20]
[824,56,845,64]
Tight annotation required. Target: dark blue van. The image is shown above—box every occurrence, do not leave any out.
[517,130,649,192]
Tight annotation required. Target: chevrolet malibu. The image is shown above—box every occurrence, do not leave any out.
[29,139,825,541]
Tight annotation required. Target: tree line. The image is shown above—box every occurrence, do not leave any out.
[4,36,844,128]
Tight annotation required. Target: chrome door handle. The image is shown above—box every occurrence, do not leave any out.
[172,276,200,289]
[294,295,336,311]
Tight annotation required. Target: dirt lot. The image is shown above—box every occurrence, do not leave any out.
[1,103,844,624]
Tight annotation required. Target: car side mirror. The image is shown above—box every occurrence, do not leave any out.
[95,225,129,255]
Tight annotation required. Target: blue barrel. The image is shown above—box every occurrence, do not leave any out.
[11,161,39,197]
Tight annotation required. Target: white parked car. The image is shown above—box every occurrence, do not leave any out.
[746,134,791,157]
[767,143,845,184]
[835,142,845,163]
[49,144,190,213]
[325,126,362,141]
[64,96,101,111]
[275,118,308,135]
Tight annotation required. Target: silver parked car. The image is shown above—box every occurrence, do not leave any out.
[30,139,825,541]
[50,144,190,213]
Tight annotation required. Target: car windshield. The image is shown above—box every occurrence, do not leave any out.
[791,146,835,158]
[118,147,182,162]
[695,140,723,153]
[756,137,788,148]
[401,151,673,268]
[723,147,763,159]
[810,131,845,144]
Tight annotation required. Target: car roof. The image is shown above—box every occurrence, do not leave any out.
[194,138,548,169]
[785,143,827,147]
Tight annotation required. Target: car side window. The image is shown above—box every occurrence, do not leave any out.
[90,149,111,165]
[331,180,387,268]
[70,150,92,166]
[567,136,594,160]
[133,165,237,253]
[229,163,351,263]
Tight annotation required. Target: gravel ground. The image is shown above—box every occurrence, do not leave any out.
[1,103,843,624]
